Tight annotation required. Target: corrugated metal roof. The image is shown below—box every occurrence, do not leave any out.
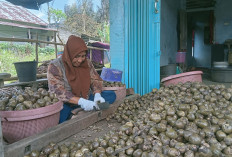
[0,1,47,26]
[186,0,216,10]
[6,0,53,10]
[0,21,57,31]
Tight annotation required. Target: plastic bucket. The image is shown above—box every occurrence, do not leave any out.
[14,61,38,82]
[228,52,232,65]
[160,64,176,79]
[176,51,186,63]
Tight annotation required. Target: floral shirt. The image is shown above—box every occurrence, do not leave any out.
[47,57,103,102]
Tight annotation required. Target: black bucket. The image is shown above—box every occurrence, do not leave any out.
[160,64,176,80]
[14,61,38,82]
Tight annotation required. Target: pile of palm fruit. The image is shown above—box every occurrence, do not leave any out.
[0,87,58,111]
[25,82,232,157]
[103,81,126,88]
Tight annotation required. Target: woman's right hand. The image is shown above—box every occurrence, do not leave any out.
[78,98,98,111]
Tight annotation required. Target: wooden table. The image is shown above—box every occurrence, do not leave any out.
[0,73,11,88]
[2,78,48,90]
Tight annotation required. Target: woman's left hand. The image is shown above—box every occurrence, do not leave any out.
[94,93,105,103]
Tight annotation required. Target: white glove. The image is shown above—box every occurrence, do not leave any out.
[94,93,105,103]
[78,98,98,111]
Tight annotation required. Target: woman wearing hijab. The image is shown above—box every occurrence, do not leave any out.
[47,35,115,123]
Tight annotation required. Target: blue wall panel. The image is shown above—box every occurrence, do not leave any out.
[110,0,161,95]
[125,0,161,95]
[109,0,125,82]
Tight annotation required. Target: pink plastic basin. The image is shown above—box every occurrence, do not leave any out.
[102,86,126,101]
[0,101,63,143]
[161,71,203,86]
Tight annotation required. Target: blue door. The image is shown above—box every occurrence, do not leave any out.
[110,0,161,95]
[124,0,161,95]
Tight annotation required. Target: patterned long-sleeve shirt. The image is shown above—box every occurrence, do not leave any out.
[47,57,103,102]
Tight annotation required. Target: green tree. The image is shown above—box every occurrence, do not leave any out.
[64,3,78,18]
[95,0,109,23]
[64,0,100,36]
[49,8,67,28]
[98,21,110,43]
[45,0,55,25]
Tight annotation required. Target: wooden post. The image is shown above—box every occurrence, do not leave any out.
[0,120,4,157]
[102,50,104,65]
[90,49,92,61]
[0,37,64,45]
[54,31,57,58]
[35,33,38,62]
[57,33,64,45]
[28,29,31,40]
[179,10,187,50]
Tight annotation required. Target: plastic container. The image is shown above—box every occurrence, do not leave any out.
[160,64,176,80]
[0,101,63,143]
[211,67,232,83]
[57,51,64,58]
[161,71,203,86]
[102,86,126,101]
[213,61,229,68]
[176,51,186,63]
[14,61,38,82]
[100,67,123,82]
[228,52,232,65]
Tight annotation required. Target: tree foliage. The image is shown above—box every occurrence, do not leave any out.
[98,21,110,43]
[49,8,67,28]
[63,0,109,41]
[96,0,109,23]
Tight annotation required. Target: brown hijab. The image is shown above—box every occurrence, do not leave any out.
[62,35,91,99]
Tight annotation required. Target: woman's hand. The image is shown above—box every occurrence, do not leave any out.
[94,93,105,103]
[78,98,99,111]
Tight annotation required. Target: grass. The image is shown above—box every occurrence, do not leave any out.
[0,43,59,76]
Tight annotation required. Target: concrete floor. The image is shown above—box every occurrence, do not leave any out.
[202,71,232,88]
[203,78,232,88]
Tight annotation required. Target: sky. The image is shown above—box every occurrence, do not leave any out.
[0,0,101,23]
[35,0,101,23]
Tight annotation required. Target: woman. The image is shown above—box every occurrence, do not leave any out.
[47,35,115,123]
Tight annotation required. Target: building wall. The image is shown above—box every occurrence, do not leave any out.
[110,0,181,70]
[215,0,232,44]
[0,25,27,39]
[160,0,181,66]
[109,0,125,81]
[186,0,232,68]
[0,25,54,47]
[110,0,161,94]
